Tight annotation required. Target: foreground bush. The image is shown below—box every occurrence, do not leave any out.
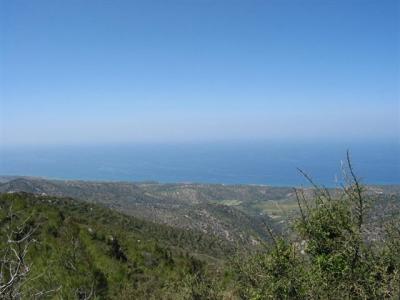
[234,152,400,299]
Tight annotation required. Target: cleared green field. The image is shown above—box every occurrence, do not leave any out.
[216,199,243,206]
[247,199,300,222]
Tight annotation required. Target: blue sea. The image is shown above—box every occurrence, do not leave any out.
[0,141,399,186]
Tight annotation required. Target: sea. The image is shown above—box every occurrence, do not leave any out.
[0,140,399,187]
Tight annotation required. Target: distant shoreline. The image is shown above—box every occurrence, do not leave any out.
[1,174,399,188]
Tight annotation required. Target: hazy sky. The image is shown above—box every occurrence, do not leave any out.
[1,0,399,145]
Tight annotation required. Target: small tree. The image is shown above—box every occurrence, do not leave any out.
[0,195,61,299]
[234,152,400,299]
[294,151,373,297]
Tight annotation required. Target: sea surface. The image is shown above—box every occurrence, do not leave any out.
[0,141,399,186]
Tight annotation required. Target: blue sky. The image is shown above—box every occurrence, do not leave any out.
[1,0,399,145]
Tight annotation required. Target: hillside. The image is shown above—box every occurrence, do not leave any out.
[0,177,279,244]
[1,179,399,299]
[0,192,236,299]
[1,177,399,243]
[1,176,398,244]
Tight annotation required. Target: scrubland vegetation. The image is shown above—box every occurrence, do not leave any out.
[1,155,399,299]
